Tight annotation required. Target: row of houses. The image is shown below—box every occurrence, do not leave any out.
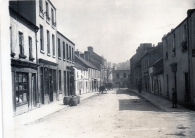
[130,9,195,108]
[8,0,106,116]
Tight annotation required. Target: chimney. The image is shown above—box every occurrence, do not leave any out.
[88,46,93,52]
[84,51,90,61]
[80,53,85,59]
[75,50,80,57]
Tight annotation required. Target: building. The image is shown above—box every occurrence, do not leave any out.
[75,51,100,92]
[9,0,58,113]
[130,43,153,90]
[57,31,75,99]
[86,46,105,85]
[148,43,163,95]
[112,70,129,88]
[162,9,195,108]
[9,3,39,115]
[74,62,88,95]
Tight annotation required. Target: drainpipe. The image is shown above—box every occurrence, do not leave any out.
[187,13,191,104]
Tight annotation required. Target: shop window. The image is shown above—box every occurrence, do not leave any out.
[53,70,56,92]
[15,73,28,106]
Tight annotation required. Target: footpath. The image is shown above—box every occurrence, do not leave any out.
[128,89,192,112]
[14,92,99,126]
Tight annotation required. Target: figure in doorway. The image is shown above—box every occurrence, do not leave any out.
[171,88,177,108]
[138,80,142,93]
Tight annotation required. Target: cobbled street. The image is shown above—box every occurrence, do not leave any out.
[15,88,195,138]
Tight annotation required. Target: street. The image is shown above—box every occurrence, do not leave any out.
[15,88,195,138]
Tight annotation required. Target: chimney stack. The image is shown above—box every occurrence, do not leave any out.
[80,53,85,59]
[75,50,80,57]
[84,51,90,61]
[88,46,93,52]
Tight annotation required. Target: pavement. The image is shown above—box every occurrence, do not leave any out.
[128,88,191,112]
[14,92,99,126]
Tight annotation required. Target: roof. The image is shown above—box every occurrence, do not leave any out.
[74,62,87,71]
[152,58,163,75]
[57,31,75,45]
[75,55,99,70]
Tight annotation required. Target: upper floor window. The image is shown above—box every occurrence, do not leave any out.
[46,2,50,21]
[40,25,44,51]
[58,39,61,58]
[123,73,126,78]
[63,42,65,60]
[172,34,176,56]
[117,73,119,78]
[19,32,26,59]
[28,36,34,61]
[47,30,50,55]
[51,8,55,26]
[39,0,43,12]
[69,45,71,60]
[52,34,55,56]
[66,44,68,60]
[72,47,74,61]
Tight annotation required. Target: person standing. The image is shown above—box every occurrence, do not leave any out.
[138,80,141,93]
[171,88,177,108]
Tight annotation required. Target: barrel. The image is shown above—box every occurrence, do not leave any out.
[69,96,78,106]
[63,96,71,105]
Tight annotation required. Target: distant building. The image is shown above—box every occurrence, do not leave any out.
[130,43,153,90]
[112,70,129,88]
[85,46,105,85]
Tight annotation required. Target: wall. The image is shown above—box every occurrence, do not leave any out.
[163,19,189,105]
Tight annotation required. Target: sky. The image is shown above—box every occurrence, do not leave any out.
[54,0,195,63]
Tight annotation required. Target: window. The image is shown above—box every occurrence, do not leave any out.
[64,71,66,94]
[29,37,32,57]
[69,45,71,60]
[47,30,50,55]
[40,25,44,51]
[172,34,176,56]
[72,47,74,61]
[123,73,126,78]
[52,34,55,56]
[19,32,24,55]
[15,72,28,106]
[117,73,119,78]
[58,39,61,58]
[66,44,68,60]
[51,8,55,26]
[19,32,26,59]
[46,2,49,19]
[63,42,65,60]
[59,70,61,91]
[39,0,43,12]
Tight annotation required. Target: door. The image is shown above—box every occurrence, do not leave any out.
[31,74,37,107]
[49,69,53,102]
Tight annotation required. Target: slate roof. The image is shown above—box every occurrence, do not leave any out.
[74,62,88,71]
[75,55,99,70]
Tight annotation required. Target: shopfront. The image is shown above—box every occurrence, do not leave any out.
[39,59,58,105]
[11,59,39,115]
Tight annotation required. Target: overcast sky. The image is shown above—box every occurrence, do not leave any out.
[54,0,194,63]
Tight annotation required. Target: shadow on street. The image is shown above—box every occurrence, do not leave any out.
[116,88,160,112]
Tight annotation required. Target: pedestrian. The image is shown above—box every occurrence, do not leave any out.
[138,81,141,93]
[171,88,177,108]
